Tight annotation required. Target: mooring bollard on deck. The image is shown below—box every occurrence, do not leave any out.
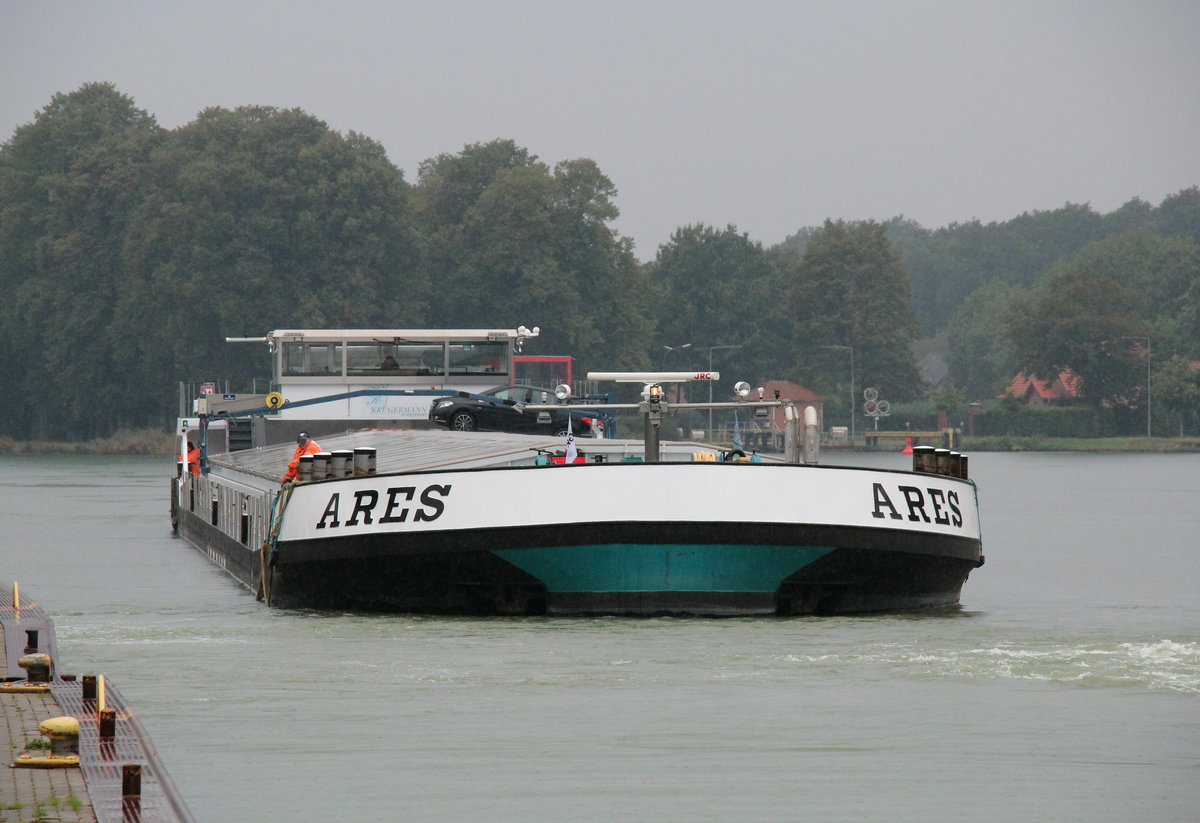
[312,451,331,480]
[123,762,143,820]
[18,652,51,682]
[955,453,969,479]
[13,716,82,769]
[331,449,353,477]
[40,716,81,756]
[912,445,936,473]
[353,446,376,475]
[934,448,952,475]
[123,762,142,797]
[99,707,117,739]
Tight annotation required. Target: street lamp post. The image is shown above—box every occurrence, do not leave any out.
[662,344,692,406]
[662,343,692,369]
[1123,336,1151,438]
[708,344,744,436]
[820,345,854,444]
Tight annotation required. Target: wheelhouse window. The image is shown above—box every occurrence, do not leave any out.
[282,342,343,376]
[346,342,446,377]
[448,342,508,377]
[277,335,512,380]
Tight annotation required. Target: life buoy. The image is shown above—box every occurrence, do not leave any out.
[724,449,746,462]
[265,392,284,409]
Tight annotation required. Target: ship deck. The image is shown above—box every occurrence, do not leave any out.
[207,429,737,488]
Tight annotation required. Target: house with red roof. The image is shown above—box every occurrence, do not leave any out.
[1002,370,1082,405]
[757,380,825,430]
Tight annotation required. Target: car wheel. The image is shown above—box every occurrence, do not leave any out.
[451,411,478,432]
[553,428,569,437]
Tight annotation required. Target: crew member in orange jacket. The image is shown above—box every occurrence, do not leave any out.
[282,431,322,484]
[178,440,201,476]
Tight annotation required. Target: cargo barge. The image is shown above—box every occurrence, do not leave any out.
[171,327,983,616]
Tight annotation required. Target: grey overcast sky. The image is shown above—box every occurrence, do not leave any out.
[4,1,1198,259]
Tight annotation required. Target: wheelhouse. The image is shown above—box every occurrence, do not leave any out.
[260,327,540,421]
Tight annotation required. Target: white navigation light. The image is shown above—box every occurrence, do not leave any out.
[734,381,751,397]
[554,384,572,401]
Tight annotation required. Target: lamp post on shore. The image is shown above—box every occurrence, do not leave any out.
[708,344,744,435]
[662,343,692,369]
[820,345,854,444]
[1123,336,1151,438]
[662,344,692,405]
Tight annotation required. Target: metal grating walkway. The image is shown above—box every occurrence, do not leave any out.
[2,583,195,823]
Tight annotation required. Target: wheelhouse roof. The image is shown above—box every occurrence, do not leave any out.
[268,329,529,342]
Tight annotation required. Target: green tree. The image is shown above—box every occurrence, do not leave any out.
[649,224,779,383]
[413,139,535,230]
[118,105,418,424]
[931,383,968,423]
[548,158,652,371]
[1055,230,1200,359]
[882,204,1107,335]
[945,281,1022,401]
[1152,186,1200,245]
[1006,267,1143,407]
[1102,197,1154,235]
[786,220,923,401]
[412,141,651,373]
[1153,355,1200,436]
[0,82,164,439]
[0,88,421,439]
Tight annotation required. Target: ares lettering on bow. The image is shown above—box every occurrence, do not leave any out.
[871,483,962,527]
[315,484,452,529]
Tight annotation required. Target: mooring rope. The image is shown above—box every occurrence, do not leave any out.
[257,481,295,605]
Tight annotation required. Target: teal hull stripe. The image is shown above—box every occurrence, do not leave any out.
[492,544,836,593]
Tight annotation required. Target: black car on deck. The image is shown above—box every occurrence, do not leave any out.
[429,385,602,436]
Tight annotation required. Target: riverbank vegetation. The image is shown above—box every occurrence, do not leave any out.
[2,83,1197,443]
[0,429,175,456]
[960,436,1200,453]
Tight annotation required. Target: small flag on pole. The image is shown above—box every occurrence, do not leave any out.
[564,415,578,463]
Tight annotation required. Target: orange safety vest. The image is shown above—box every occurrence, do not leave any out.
[282,439,322,482]
[187,444,201,476]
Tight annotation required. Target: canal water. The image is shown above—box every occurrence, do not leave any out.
[2,452,1197,822]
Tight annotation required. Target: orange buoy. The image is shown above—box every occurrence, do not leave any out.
[901,436,913,455]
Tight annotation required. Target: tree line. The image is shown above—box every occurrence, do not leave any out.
[1,83,1197,440]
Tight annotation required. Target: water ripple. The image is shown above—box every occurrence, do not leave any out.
[875,638,1200,693]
